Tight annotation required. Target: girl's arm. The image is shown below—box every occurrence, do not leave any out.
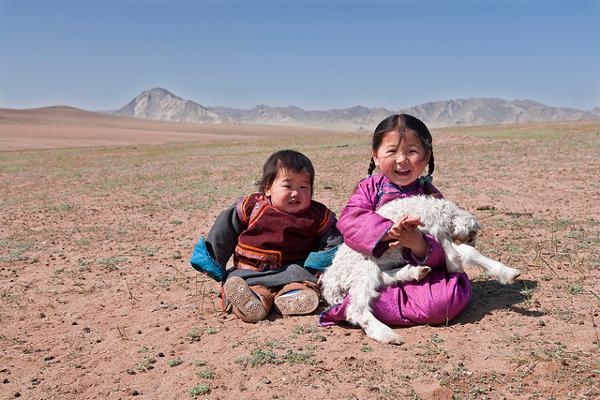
[337,181,394,257]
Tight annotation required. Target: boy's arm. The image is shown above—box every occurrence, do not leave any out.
[317,219,343,251]
[304,214,343,271]
[205,202,243,267]
[190,202,244,282]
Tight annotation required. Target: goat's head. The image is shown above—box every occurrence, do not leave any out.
[451,210,480,246]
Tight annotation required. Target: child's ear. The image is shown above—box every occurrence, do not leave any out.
[372,150,380,167]
[265,187,272,197]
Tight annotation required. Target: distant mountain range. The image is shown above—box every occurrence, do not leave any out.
[112,87,600,131]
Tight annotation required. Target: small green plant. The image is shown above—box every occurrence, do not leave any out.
[98,256,128,270]
[205,327,217,335]
[592,358,600,373]
[507,244,525,254]
[568,284,585,295]
[0,239,32,263]
[361,345,372,353]
[168,357,183,367]
[283,347,315,365]
[170,219,183,225]
[291,324,317,336]
[188,328,201,341]
[142,245,160,257]
[236,349,283,367]
[78,259,93,267]
[137,346,149,353]
[51,203,75,212]
[172,250,182,260]
[135,357,156,372]
[431,334,444,344]
[196,369,215,379]
[292,324,305,335]
[190,384,210,396]
[265,340,286,349]
[520,282,534,305]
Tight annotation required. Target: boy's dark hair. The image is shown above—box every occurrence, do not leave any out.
[367,114,435,177]
[257,150,315,195]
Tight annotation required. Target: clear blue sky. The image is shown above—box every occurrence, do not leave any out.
[1,0,598,111]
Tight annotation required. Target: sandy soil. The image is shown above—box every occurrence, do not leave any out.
[0,116,599,399]
[0,107,341,150]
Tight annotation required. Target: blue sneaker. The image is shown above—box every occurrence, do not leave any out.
[190,236,227,282]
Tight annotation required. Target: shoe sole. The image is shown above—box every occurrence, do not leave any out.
[274,289,319,315]
[224,277,267,323]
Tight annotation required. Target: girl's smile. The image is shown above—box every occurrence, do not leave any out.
[373,129,430,187]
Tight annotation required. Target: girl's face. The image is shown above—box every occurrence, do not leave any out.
[373,129,430,187]
[265,168,312,214]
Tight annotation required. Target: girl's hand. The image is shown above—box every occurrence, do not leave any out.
[383,216,428,258]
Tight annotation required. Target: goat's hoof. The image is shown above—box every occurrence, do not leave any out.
[417,266,431,281]
[496,267,521,284]
[366,327,404,345]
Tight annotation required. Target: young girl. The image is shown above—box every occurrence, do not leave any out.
[320,114,472,327]
[191,150,342,323]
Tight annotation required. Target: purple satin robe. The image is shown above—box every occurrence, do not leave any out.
[320,174,471,327]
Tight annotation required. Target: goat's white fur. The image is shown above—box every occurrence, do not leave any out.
[321,196,521,344]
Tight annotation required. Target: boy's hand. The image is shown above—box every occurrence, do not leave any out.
[383,216,428,258]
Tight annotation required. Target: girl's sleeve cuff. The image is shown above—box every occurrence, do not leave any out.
[372,224,393,258]
[401,233,437,266]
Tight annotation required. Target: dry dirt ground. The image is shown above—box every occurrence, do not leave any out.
[1,112,599,400]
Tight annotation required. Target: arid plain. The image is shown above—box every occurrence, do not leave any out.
[1,108,599,399]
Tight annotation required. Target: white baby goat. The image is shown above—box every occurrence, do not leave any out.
[321,196,521,344]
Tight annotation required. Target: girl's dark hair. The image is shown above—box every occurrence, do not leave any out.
[257,150,315,195]
[367,114,435,177]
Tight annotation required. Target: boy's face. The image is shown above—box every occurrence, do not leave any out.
[265,168,312,214]
[373,129,430,187]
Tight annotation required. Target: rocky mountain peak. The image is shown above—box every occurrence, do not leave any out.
[115,87,226,124]
[113,89,599,130]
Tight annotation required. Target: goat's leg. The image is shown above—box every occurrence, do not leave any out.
[345,263,403,344]
[428,226,464,272]
[381,265,431,285]
[455,243,521,284]
[442,236,464,272]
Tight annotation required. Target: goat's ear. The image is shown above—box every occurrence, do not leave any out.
[448,219,456,234]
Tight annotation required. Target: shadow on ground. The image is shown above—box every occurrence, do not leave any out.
[454,279,543,324]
